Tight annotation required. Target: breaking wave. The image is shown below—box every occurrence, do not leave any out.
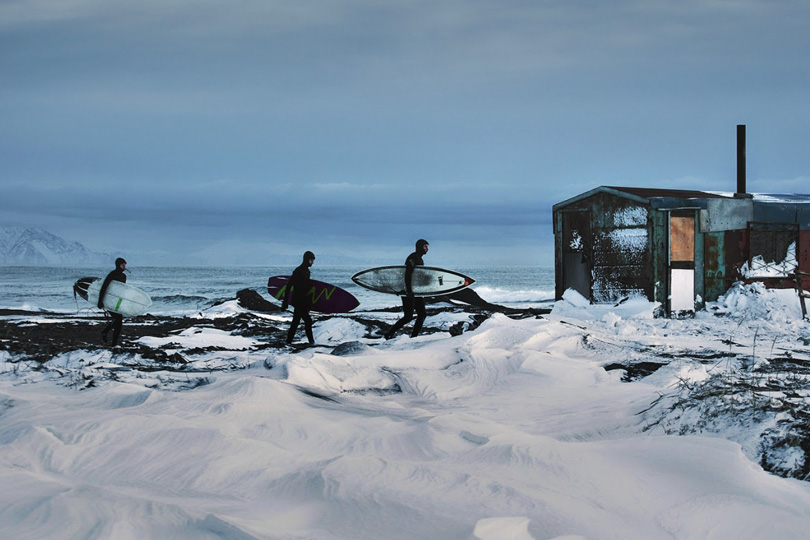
[473,286,554,305]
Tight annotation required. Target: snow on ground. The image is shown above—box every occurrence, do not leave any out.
[139,326,259,351]
[2,285,810,539]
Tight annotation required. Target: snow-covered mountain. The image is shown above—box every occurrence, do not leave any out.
[0,227,111,266]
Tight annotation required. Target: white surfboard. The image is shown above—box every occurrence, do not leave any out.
[73,277,152,317]
[351,266,475,297]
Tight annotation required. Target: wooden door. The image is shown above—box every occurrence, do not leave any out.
[669,211,695,315]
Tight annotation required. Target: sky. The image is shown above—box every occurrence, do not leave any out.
[1,0,809,267]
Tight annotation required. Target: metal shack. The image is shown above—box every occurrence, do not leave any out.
[552,186,810,316]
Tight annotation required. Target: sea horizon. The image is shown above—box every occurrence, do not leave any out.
[1,265,556,315]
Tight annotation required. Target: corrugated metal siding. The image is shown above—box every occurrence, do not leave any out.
[589,193,652,303]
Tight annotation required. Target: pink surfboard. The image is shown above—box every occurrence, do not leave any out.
[267,276,360,314]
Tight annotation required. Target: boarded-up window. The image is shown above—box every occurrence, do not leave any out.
[670,215,695,263]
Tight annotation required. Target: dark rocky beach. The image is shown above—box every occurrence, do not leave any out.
[0,287,549,366]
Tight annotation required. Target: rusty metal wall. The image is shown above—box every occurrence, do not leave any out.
[555,188,810,307]
[703,230,746,302]
[800,230,810,291]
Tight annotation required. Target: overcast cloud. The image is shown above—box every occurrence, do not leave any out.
[2,0,808,266]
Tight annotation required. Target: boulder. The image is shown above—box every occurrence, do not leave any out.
[236,289,281,313]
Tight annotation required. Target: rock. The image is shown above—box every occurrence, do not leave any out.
[331,341,372,356]
[236,289,281,313]
[431,287,511,312]
[434,288,551,317]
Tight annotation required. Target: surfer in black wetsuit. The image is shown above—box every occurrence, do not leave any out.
[385,239,429,339]
[283,251,316,345]
[99,257,127,347]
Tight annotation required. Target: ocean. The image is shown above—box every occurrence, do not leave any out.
[0,266,555,315]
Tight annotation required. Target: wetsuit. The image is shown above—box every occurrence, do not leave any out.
[283,257,315,345]
[99,264,126,346]
[386,248,427,338]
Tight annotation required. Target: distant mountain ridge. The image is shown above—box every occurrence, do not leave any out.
[0,227,111,266]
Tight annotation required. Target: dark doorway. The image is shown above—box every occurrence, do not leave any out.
[562,211,592,299]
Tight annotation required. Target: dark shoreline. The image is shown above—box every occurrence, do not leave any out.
[0,289,550,365]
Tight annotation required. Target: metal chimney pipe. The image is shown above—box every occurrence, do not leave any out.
[736,124,746,195]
